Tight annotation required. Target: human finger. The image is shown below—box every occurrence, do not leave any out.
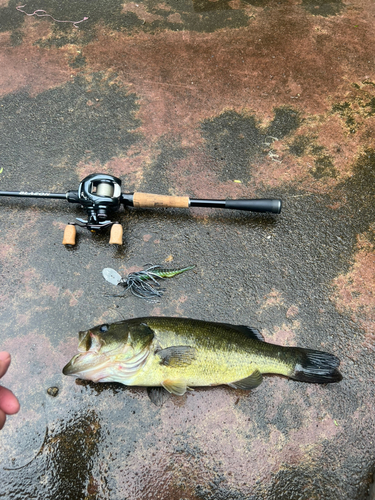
[0,352,11,379]
[0,408,6,430]
[0,386,20,415]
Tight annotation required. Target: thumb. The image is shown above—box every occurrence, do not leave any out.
[0,352,11,379]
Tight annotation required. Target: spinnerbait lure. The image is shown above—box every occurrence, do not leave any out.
[102,265,195,300]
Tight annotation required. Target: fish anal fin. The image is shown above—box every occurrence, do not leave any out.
[219,323,265,342]
[157,346,196,367]
[162,379,188,396]
[147,387,170,406]
[228,369,263,390]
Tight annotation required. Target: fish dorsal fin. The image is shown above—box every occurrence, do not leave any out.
[157,346,196,367]
[228,369,263,390]
[221,324,265,342]
[162,379,188,396]
[147,387,170,406]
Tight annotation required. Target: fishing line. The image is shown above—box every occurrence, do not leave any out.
[2,401,49,471]
[15,4,89,28]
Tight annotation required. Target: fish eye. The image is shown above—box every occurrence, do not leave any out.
[99,324,109,333]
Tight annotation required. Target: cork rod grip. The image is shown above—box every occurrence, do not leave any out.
[133,192,190,209]
[62,224,76,246]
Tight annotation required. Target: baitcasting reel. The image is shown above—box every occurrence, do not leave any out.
[0,173,282,246]
[64,173,124,245]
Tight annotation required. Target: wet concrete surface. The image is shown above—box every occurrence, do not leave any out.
[0,0,375,498]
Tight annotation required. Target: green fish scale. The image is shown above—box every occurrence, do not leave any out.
[145,317,296,377]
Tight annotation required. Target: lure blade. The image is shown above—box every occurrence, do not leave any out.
[102,268,122,286]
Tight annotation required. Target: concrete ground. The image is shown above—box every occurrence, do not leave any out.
[0,0,375,498]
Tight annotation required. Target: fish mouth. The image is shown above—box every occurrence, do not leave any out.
[62,352,111,381]
[62,354,83,376]
[63,345,150,384]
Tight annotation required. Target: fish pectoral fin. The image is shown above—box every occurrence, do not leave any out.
[147,387,170,406]
[228,369,263,390]
[162,379,188,396]
[157,346,196,367]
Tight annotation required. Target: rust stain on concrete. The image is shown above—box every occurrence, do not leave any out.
[107,378,342,499]
[0,25,75,97]
[79,5,375,137]
[331,229,375,343]
[1,3,374,197]
[259,288,285,309]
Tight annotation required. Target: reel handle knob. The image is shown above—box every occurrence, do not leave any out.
[109,223,123,245]
[62,224,76,246]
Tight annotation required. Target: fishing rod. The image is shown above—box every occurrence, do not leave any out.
[0,173,282,246]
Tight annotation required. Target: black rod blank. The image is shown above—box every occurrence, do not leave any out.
[0,190,67,199]
[189,198,282,214]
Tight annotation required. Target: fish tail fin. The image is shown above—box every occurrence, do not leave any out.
[290,348,342,384]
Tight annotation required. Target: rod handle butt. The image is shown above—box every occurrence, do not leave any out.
[225,199,282,214]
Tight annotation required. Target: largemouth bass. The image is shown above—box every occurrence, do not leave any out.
[63,317,342,405]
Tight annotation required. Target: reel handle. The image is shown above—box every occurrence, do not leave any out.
[109,223,123,245]
[62,224,76,246]
[62,223,123,246]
